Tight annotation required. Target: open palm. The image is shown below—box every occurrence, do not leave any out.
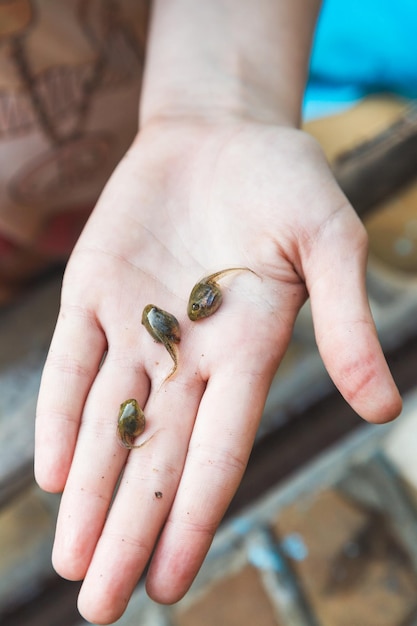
[35,120,401,624]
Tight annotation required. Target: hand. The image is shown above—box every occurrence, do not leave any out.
[35,119,401,624]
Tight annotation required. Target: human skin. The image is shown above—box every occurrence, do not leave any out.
[34,1,402,623]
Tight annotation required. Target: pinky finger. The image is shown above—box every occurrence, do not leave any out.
[34,303,106,492]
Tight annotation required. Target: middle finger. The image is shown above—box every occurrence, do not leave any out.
[74,370,205,623]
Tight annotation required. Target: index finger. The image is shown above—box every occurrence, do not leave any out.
[144,362,275,605]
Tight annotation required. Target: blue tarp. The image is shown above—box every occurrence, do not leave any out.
[304,0,417,117]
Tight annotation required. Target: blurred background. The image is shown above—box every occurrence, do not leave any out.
[2,1,417,625]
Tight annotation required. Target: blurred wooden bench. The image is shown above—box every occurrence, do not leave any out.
[0,276,61,507]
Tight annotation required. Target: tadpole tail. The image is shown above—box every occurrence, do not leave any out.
[161,342,178,385]
[206,267,257,283]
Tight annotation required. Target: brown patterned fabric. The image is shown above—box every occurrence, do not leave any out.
[0,0,149,301]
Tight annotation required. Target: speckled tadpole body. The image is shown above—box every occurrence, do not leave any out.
[117,398,146,449]
[141,304,181,380]
[187,267,256,321]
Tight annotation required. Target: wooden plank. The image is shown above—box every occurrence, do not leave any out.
[333,102,417,217]
[0,275,61,507]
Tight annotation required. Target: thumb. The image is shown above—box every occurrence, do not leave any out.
[304,204,401,423]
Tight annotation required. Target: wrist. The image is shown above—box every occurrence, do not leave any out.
[141,64,298,129]
[140,0,321,129]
